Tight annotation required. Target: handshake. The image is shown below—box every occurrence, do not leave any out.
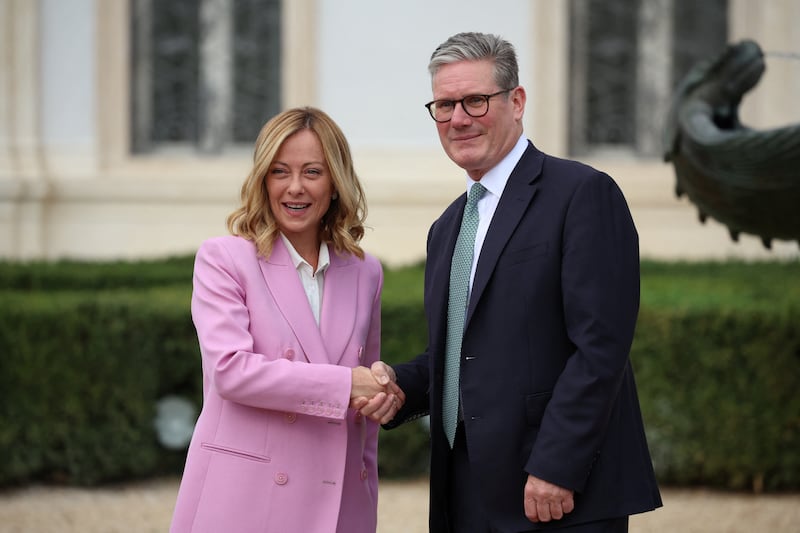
[350,362,405,425]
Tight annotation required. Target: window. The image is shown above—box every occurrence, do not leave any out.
[130,0,281,154]
[569,0,727,157]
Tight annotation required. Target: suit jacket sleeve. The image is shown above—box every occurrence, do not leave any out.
[526,171,640,492]
[384,221,443,427]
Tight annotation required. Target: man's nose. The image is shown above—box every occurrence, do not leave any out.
[450,102,472,125]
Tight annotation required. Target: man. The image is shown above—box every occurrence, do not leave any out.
[361,32,662,532]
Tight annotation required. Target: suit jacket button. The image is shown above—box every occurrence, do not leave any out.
[285,413,297,423]
[275,472,289,485]
[354,412,363,424]
[360,468,368,481]
[285,349,295,358]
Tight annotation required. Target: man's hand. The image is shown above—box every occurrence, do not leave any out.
[524,474,575,523]
[351,362,405,424]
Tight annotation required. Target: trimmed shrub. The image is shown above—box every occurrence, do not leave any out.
[0,258,798,490]
[634,306,800,491]
[0,288,196,485]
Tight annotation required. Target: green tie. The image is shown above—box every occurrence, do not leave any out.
[443,182,486,448]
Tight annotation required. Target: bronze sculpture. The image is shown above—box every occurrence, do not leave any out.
[663,39,800,248]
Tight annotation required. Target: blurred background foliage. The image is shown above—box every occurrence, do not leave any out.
[0,257,798,491]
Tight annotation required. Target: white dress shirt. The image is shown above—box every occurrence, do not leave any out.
[280,233,331,326]
[465,134,529,290]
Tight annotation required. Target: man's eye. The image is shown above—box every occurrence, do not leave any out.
[464,96,485,107]
[437,101,455,110]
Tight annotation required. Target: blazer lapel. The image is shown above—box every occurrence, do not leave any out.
[466,143,543,327]
[260,238,331,365]
[319,252,358,365]
[429,201,465,356]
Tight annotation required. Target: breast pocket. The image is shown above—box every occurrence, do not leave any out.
[496,241,549,270]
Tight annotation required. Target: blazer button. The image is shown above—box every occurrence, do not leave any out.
[354,412,363,424]
[285,413,297,423]
[360,468,368,481]
[274,472,289,485]
[284,349,295,358]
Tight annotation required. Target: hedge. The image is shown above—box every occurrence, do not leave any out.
[633,306,800,492]
[0,258,798,491]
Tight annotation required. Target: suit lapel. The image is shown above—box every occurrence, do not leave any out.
[260,238,330,365]
[429,201,465,356]
[466,143,543,327]
[319,252,358,365]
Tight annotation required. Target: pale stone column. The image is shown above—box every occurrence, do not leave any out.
[0,0,49,258]
[729,0,800,129]
[0,0,46,180]
[96,0,131,169]
[530,0,570,157]
[282,0,317,108]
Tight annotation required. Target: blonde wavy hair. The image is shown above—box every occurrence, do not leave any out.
[227,107,367,260]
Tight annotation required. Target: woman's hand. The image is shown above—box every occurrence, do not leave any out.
[350,362,405,424]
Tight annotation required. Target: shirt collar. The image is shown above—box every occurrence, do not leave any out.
[464,134,528,199]
[280,233,330,275]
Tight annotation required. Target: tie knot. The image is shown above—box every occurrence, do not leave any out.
[467,182,486,207]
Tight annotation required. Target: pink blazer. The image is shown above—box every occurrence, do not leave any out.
[170,235,383,533]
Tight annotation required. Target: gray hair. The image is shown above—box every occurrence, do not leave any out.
[428,32,519,90]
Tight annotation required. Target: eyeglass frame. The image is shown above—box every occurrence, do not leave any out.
[424,88,514,123]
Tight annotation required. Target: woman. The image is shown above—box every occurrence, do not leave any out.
[170,107,402,533]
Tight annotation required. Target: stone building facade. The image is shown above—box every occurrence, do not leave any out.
[1,0,799,265]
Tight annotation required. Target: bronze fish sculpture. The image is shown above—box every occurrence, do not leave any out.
[663,39,800,248]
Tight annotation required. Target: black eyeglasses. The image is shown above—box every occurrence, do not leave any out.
[424,89,513,123]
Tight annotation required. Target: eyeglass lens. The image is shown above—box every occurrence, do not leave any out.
[426,90,511,122]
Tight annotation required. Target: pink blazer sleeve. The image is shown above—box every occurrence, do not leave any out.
[191,237,352,419]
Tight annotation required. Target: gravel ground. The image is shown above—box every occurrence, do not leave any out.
[0,477,798,532]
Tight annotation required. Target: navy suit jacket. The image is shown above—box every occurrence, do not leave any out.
[390,142,662,531]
